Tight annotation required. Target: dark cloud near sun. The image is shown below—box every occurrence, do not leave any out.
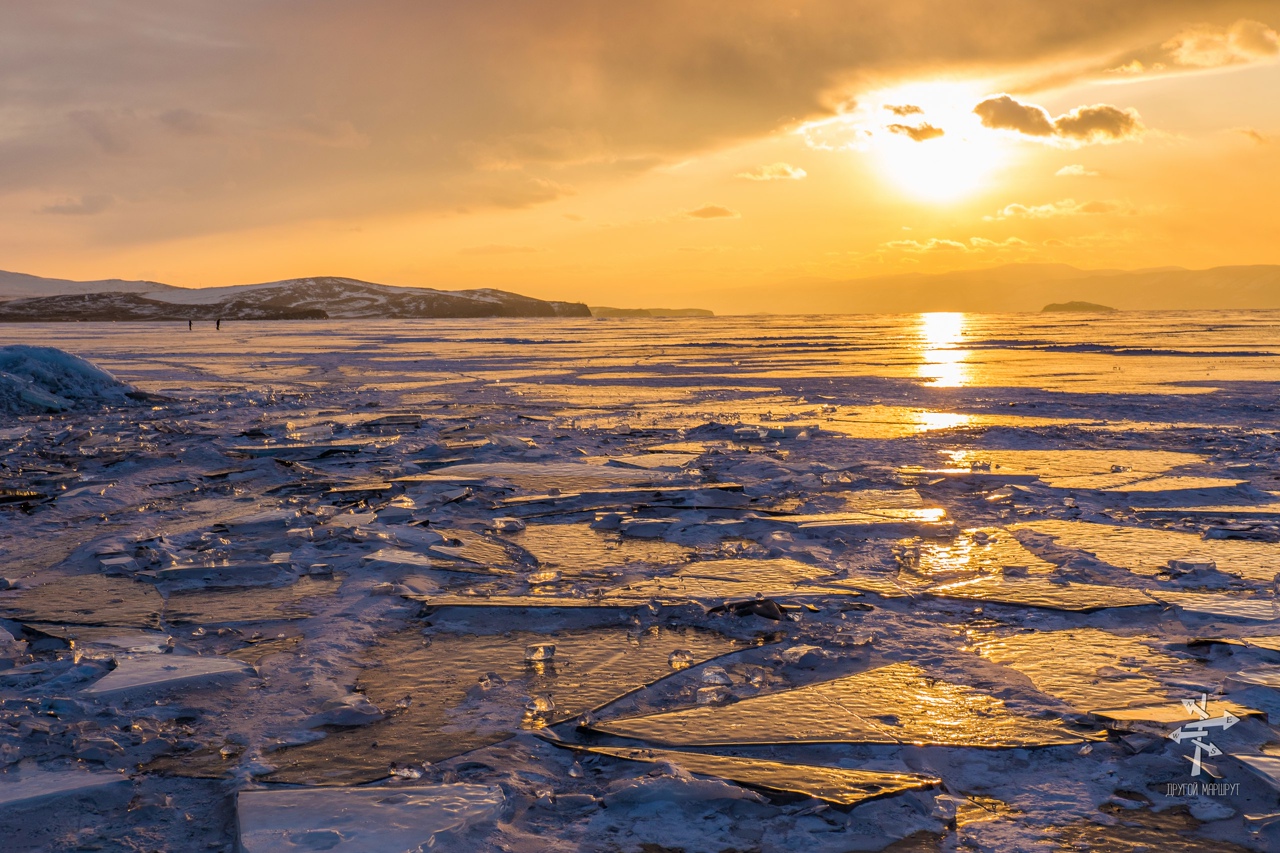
[974,95,1144,143]
[0,0,1272,244]
[885,104,924,117]
[887,122,945,142]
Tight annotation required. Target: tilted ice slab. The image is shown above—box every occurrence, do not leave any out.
[238,784,505,852]
[604,558,866,604]
[82,653,253,695]
[931,449,1203,490]
[403,461,680,492]
[1014,520,1280,583]
[973,628,1181,711]
[1152,591,1280,621]
[592,662,1084,748]
[578,745,939,806]
[926,576,1155,612]
[0,767,129,808]
[903,527,1059,578]
[267,626,742,785]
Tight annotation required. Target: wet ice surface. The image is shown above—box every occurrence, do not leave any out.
[0,312,1278,851]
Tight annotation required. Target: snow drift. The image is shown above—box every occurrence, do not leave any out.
[0,345,137,414]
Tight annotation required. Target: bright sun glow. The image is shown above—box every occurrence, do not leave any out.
[867,82,1009,202]
[918,311,971,387]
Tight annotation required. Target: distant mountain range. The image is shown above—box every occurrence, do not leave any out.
[709,263,1280,314]
[0,272,590,321]
[3,263,1279,318]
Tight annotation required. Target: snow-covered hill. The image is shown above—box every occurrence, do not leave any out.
[0,275,590,321]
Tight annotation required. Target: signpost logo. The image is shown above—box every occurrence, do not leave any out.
[1167,693,1239,776]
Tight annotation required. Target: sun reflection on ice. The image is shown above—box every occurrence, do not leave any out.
[917,312,971,387]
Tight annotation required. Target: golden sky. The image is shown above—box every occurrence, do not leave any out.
[3,2,1278,310]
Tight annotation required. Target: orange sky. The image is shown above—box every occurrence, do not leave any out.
[2,2,1278,310]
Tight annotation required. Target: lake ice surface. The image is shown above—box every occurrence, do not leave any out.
[0,312,1278,851]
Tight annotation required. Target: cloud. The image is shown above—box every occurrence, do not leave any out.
[882,237,1027,253]
[457,244,539,255]
[1235,127,1271,144]
[686,204,739,219]
[39,193,115,216]
[157,108,219,136]
[1053,104,1142,142]
[886,122,944,142]
[1164,19,1279,68]
[973,95,1144,143]
[737,162,807,181]
[973,95,1054,136]
[1055,164,1099,177]
[885,104,923,117]
[68,109,134,154]
[0,1,1265,248]
[990,198,1125,219]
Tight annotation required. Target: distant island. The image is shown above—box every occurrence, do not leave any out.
[589,306,714,318]
[0,271,589,321]
[1042,301,1118,313]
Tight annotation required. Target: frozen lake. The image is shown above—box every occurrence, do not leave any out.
[1,312,1279,851]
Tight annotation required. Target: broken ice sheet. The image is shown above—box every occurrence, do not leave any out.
[144,561,290,588]
[424,527,533,569]
[163,575,341,625]
[601,452,700,470]
[899,528,1058,579]
[818,405,1079,439]
[936,449,1201,488]
[82,653,253,696]
[972,628,1183,711]
[1234,753,1280,791]
[591,662,1083,748]
[0,575,162,628]
[577,745,939,806]
[267,626,741,785]
[926,576,1155,612]
[1243,637,1280,653]
[604,558,867,604]
[24,623,171,654]
[1090,699,1262,725]
[225,437,385,458]
[237,784,504,852]
[0,767,130,809]
[505,522,692,575]
[402,461,680,492]
[1150,591,1280,622]
[1014,520,1280,583]
[1228,666,1280,688]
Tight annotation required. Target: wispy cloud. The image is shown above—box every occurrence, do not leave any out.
[737,163,807,181]
[988,198,1127,219]
[39,194,115,216]
[883,236,1028,253]
[1055,164,1100,177]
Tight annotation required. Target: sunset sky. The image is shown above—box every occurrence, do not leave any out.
[3,2,1278,310]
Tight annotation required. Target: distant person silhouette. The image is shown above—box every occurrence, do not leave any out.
[216,319,222,331]
[188,320,192,331]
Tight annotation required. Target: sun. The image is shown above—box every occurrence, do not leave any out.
[866,81,1012,203]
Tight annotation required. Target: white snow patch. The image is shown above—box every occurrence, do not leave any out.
[0,345,136,413]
